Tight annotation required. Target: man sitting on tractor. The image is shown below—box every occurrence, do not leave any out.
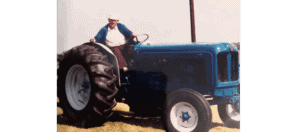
[90,13,137,72]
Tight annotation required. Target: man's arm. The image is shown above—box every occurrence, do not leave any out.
[91,26,108,44]
[131,33,137,37]
[118,23,134,37]
[94,28,104,43]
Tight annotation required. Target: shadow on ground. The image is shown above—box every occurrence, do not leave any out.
[57,105,226,130]
[57,112,164,129]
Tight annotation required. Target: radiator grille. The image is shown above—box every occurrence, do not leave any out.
[218,53,228,82]
[218,52,239,82]
[231,52,239,81]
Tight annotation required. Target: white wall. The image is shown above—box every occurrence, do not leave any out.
[57,0,240,53]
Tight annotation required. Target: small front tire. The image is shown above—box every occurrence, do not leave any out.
[218,103,240,128]
[165,88,212,132]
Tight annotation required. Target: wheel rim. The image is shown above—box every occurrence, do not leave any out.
[170,102,198,132]
[226,104,240,121]
[65,65,91,111]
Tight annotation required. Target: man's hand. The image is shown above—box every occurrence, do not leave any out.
[90,38,96,43]
[131,33,137,37]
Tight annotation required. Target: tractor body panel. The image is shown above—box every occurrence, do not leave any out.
[119,42,239,107]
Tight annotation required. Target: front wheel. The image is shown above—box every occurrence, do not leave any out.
[165,88,212,132]
[218,103,240,128]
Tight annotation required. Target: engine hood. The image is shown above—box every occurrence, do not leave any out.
[133,42,238,55]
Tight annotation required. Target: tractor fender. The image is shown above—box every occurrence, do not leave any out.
[58,42,121,86]
[93,42,121,86]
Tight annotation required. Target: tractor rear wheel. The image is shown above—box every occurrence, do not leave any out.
[57,43,118,128]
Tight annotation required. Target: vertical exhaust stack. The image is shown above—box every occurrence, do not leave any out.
[189,0,196,43]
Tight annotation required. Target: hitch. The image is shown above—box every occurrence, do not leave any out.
[208,94,240,108]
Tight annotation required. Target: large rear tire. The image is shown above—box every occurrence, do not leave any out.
[165,88,212,132]
[57,43,118,128]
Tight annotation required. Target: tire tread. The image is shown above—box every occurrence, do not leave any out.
[57,43,118,128]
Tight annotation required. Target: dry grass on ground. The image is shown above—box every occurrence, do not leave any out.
[57,98,240,132]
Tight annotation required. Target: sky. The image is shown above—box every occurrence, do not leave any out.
[57,0,240,53]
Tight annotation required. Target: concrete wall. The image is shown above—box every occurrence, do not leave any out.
[57,0,240,53]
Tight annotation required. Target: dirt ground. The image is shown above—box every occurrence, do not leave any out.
[57,98,240,132]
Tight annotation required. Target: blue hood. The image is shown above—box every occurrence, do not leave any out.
[133,42,238,55]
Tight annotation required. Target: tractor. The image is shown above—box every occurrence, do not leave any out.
[57,34,240,132]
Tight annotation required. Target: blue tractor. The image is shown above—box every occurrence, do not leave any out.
[57,34,240,132]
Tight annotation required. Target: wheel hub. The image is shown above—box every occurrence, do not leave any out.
[170,102,198,131]
[181,112,191,122]
[80,79,90,92]
[65,65,91,111]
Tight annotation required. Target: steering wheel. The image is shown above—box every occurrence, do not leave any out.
[125,34,149,46]
[122,34,149,67]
